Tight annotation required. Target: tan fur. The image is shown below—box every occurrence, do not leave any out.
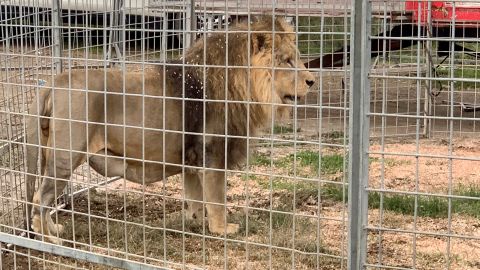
[25,17,315,243]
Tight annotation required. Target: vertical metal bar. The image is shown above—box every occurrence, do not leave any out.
[377,5,388,265]
[118,0,125,64]
[347,0,371,269]
[108,0,124,65]
[424,0,433,138]
[107,0,115,62]
[446,3,457,269]
[185,0,196,48]
[52,0,63,73]
[161,11,167,62]
[413,1,426,266]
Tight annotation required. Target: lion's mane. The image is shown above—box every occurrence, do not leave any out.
[160,17,295,169]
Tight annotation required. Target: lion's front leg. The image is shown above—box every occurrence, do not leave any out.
[201,170,239,235]
[184,172,204,221]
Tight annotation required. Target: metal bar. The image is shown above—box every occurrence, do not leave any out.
[365,226,480,241]
[117,0,125,63]
[161,11,167,62]
[348,0,371,269]
[60,176,121,203]
[0,232,168,270]
[52,0,63,73]
[106,0,115,62]
[0,65,112,71]
[185,0,196,48]
[424,0,433,138]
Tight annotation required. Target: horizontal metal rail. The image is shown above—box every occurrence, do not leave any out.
[0,232,169,270]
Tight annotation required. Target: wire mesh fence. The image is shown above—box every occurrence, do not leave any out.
[0,1,479,269]
[365,1,480,269]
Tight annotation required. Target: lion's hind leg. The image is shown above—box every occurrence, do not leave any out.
[31,148,86,244]
[88,149,127,178]
[31,175,68,244]
[31,204,65,244]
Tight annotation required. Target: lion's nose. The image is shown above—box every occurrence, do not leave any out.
[306,80,315,87]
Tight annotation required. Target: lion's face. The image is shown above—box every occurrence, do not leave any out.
[272,41,316,105]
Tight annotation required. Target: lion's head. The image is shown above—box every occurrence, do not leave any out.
[183,16,316,134]
[247,17,316,107]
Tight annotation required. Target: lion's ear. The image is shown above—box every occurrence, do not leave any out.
[274,17,287,31]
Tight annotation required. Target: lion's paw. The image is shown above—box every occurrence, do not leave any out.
[31,214,64,244]
[46,235,63,245]
[31,214,41,233]
[52,224,64,235]
[209,222,240,235]
[225,223,240,234]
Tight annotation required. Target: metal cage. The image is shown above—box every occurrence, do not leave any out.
[0,1,479,269]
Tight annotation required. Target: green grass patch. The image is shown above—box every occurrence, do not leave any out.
[319,154,344,174]
[257,178,296,191]
[253,150,345,175]
[369,192,449,218]
[88,45,105,55]
[296,16,387,56]
[321,131,345,140]
[451,186,480,218]
[261,179,480,219]
[328,185,480,219]
[436,66,480,89]
[295,151,320,169]
[272,124,299,134]
[256,178,347,204]
[252,150,479,219]
[297,17,350,55]
[321,183,348,202]
[272,155,292,169]
[250,152,272,166]
[292,151,344,174]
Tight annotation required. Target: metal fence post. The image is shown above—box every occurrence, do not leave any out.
[52,0,63,73]
[348,0,371,269]
[185,0,196,48]
[107,0,125,65]
[424,0,433,138]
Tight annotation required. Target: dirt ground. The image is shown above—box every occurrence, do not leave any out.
[369,138,480,193]
[1,137,479,270]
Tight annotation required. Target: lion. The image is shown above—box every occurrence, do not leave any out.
[24,17,315,244]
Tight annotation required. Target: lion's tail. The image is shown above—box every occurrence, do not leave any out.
[24,85,51,233]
